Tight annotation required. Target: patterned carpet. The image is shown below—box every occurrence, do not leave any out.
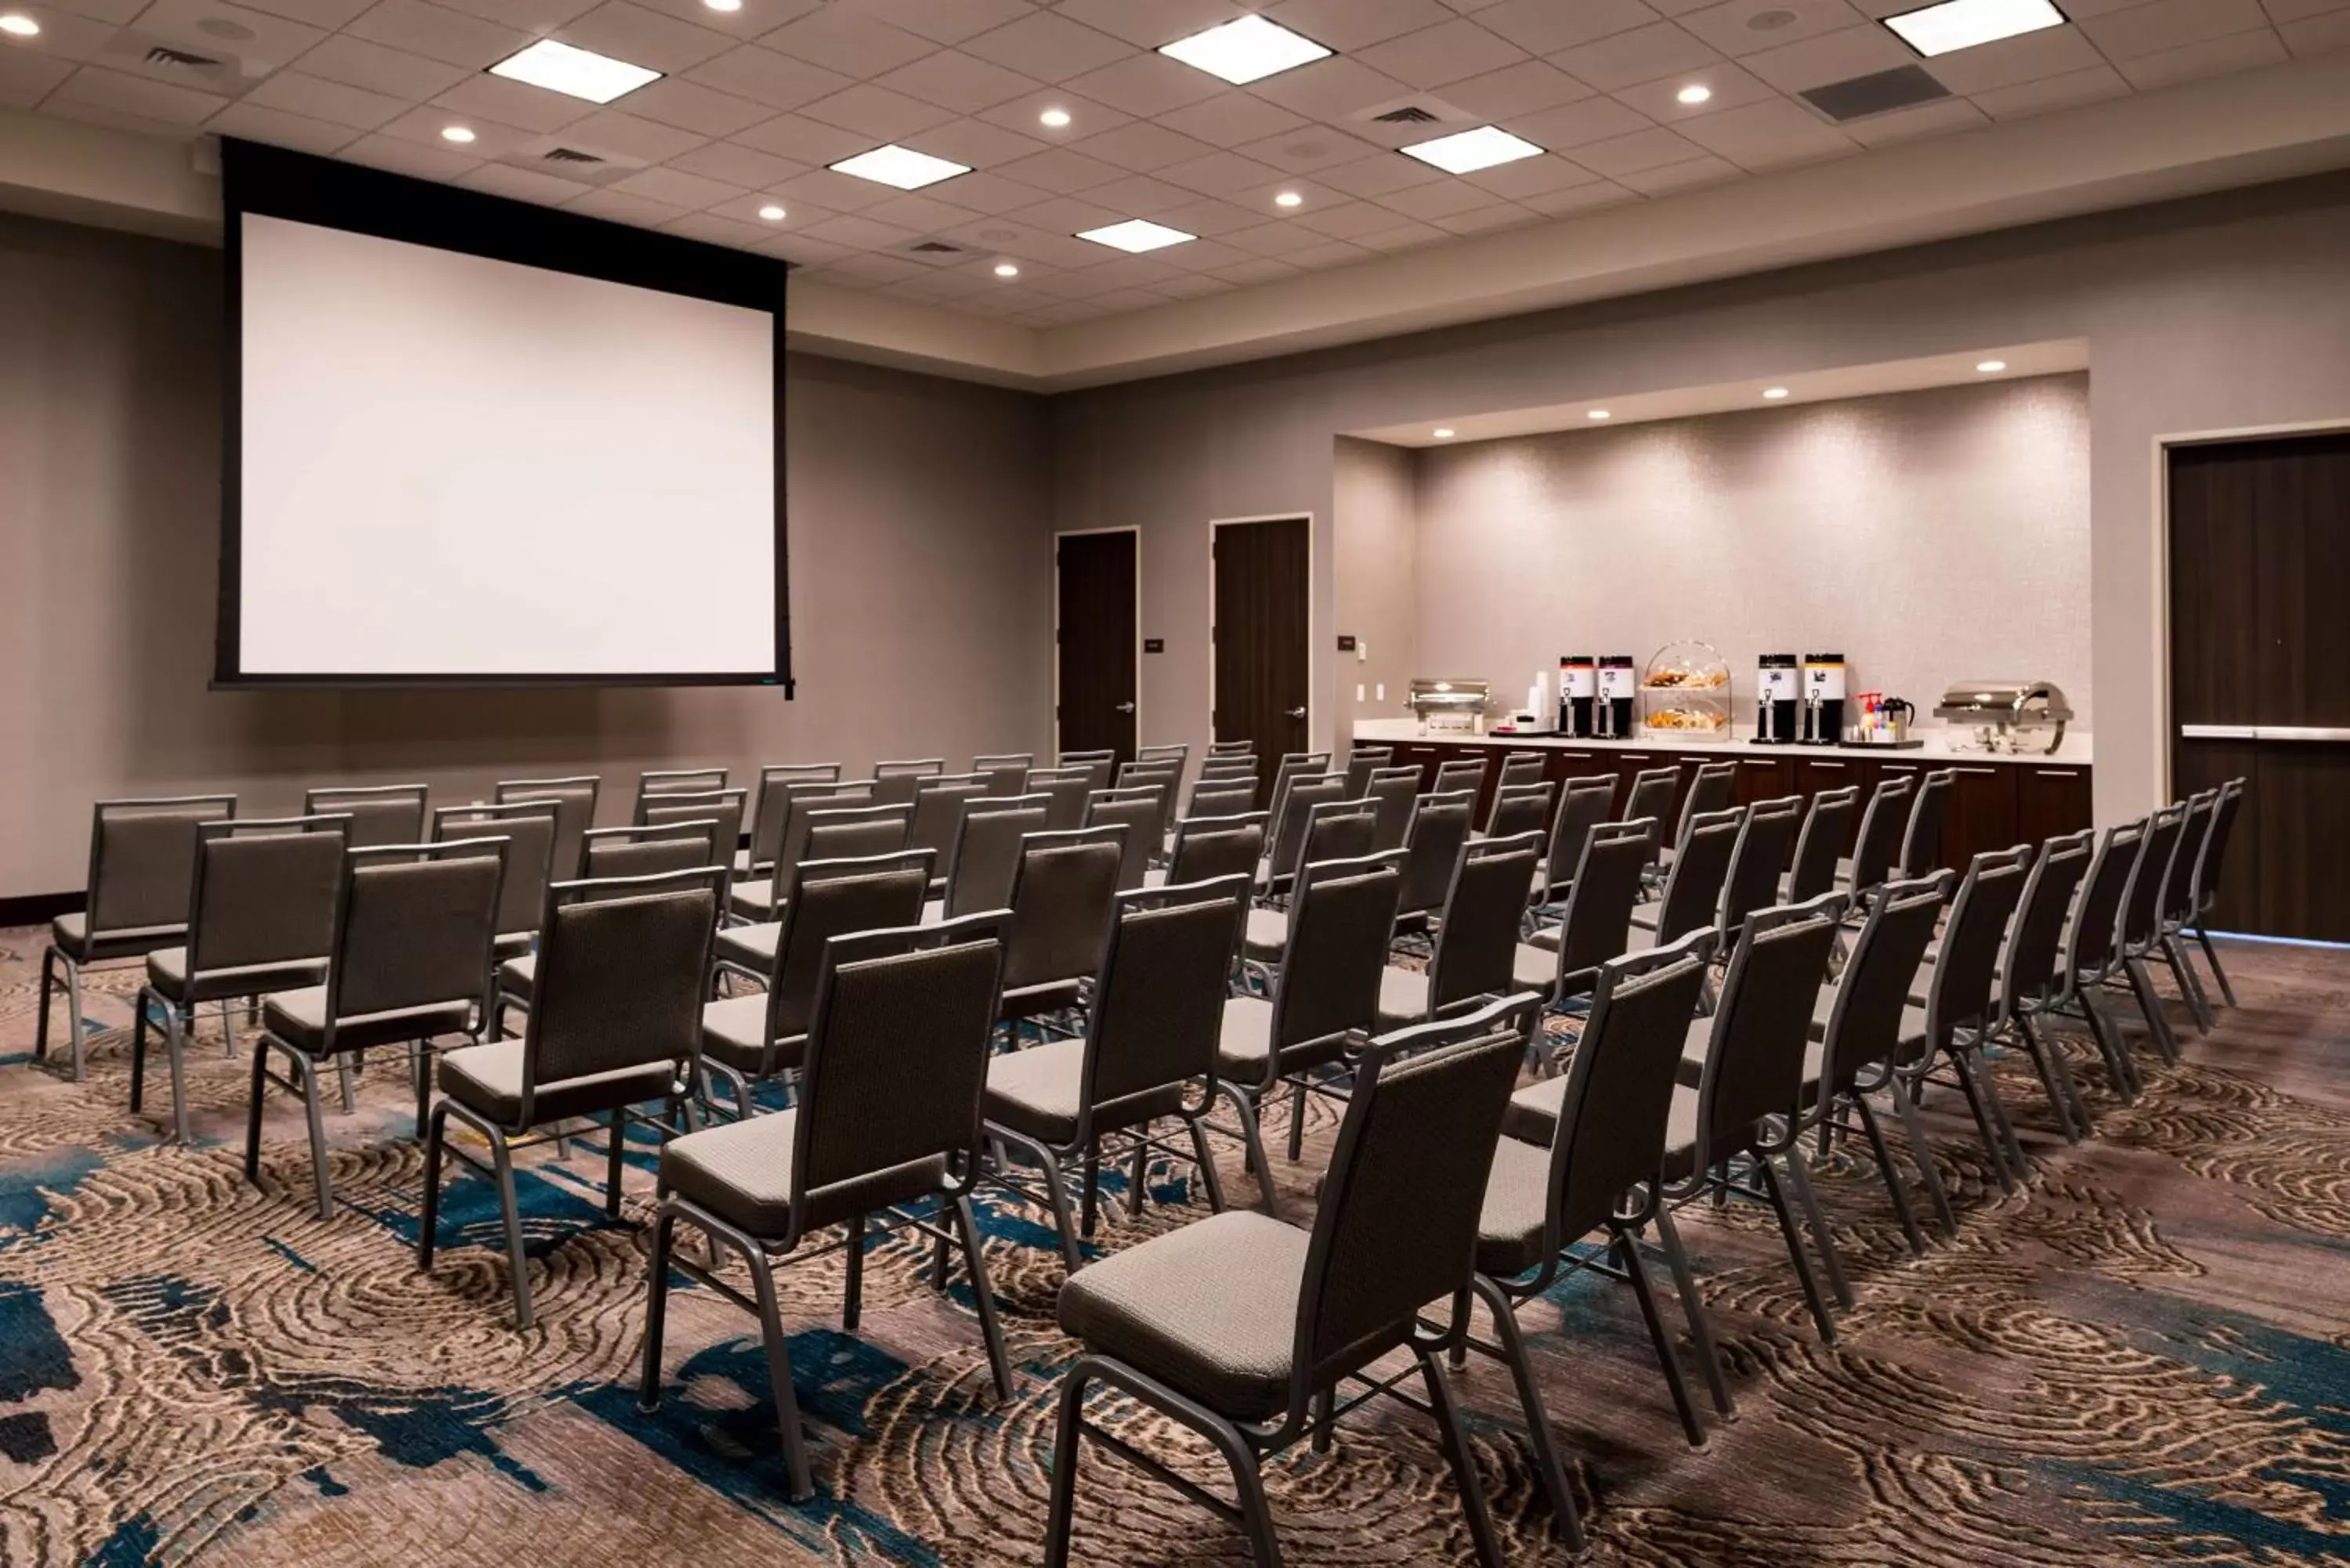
[1,921,2345,1567]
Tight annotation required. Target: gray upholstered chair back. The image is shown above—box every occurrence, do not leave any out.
[1141,742,1193,766]
[1058,750,1116,797]
[1396,791,1475,918]
[790,916,1005,1227]
[1198,754,1259,782]
[1080,791,1159,891]
[85,796,235,937]
[2003,830,2094,1013]
[520,868,718,1124]
[1166,812,1267,889]
[1362,765,1423,853]
[1114,763,1182,842]
[1542,936,1713,1241]
[1622,768,1678,850]
[581,822,715,888]
[748,770,853,871]
[1203,740,1249,758]
[496,776,598,880]
[1847,776,1915,896]
[975,753,1036,797]
[1538,775,1618,903]
[1271,855,1405,1057]
[1785,785,1856,904]
[186,816,350,980]
[1494,751,1546,797]
[2068,819,2146,983]
[1296,799,1377,880]
[1185,777,1257,822]
[1673,762,1737,849]
[1720,796,1803,937]
[2193,778,2246,919]
[1925,846,2032,1046]
[634,768,727,823]
[1292,1021,1524,1396]
[434,801,555,939]
[1083,876,1251,1114]
[642,789,745,869]
[767,851,935,1036]
[1002,830,1126,994]
[1816,876,1943,1100]
[795,805,913,900]
[945,799,1050,919]
[1426,831,1543,1017]
[2160,789,2216,930]
[1898,768,1955,876]
[1429,756,1485,800]
[304,786,428,850]
[1340,746,1394,798]
[1485,780,1555,844]
[1690,898,1842,1161]
[1025,768,1094,831]
[1264,777,1346,888]
[1654,807,1743,945]
[2120,802,2186,952]
[872,759,948,809]
[1264,751,1330,817]
[332,841,504,1022]
[909,776,989,863]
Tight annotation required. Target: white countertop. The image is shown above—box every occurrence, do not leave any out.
[1350,716,2093,765]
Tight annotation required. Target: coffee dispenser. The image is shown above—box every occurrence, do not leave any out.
[1596,655,1636,739]
[1558,656,1596,737]
[1801,652,1847,744]
[1754,652,1798,743]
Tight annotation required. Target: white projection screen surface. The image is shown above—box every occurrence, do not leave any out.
[235,211,779,681]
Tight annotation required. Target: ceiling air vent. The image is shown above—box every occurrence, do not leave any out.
[542,146,605,164]
[907,240,964,254]
[1373,104,1440,124]
[146,45,222,67]
[1801,65,1950,122]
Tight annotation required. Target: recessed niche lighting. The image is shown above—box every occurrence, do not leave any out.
[490,38,660,103]
[1432,428,1455,439]
[1588,410,1611,421]
[1274,190,1303,208]
[1883,0,2066,56]
[1159,14,1330,86]
[1976,359,2008,372]
[993,261,1020,278]
[1762,386,1790,399]
[1676,83,1712,104]
[1038,107,1072,128]
[1076,219,1196,254]
[0,12,42,34]
[703,0,739,11]
[830,144,971,190]
[439,125,476,143]
[1401,125,1544,175]
[757,204,785,221]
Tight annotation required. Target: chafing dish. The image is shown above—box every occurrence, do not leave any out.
[1932,680,2075,754]
[1408,678,1491,735]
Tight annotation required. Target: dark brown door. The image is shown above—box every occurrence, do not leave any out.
[1057,529,1138,766]
[2169,431,2350,941]
[1213,518,1311,779]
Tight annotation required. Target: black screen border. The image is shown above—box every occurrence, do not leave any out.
[215,137,794,694]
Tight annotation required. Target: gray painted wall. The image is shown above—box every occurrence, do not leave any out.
[0,210,1055,898]
[1053,172,2350,822]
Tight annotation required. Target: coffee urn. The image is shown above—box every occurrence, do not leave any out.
[1753,652,1798,743]
[1801,652,1847,744]
[1596,655,1637,739]
[1558,655,1596,738]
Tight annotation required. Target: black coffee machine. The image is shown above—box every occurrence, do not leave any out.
[1557,656,1596,737]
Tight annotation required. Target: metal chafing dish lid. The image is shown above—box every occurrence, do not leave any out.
[1932,680,2075,723]
[1408,678,1491,710]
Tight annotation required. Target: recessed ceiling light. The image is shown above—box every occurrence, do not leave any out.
[830,143,971,190]
[1588,410,1611,420]
[1676,84,1712,104]
[993,261,1020,278]
[1432,428,1455,439]
[1883,0,2066,56]
[1159,14,1331,85]
[0,11,38,32]
[439,125,476,143]
[1274,190,1303,208]
[1976,359,2007,372]
[757,204,785,221]
[1762,386,1790,399]
[490,38,660,103]
[1039,107,1072,128]
[1076,219,1195,254]
[703,0,739,10]
[1401,125,1544,175]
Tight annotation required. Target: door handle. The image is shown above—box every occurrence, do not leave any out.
[1113,702,1136,714]
[1286,707,1307,718]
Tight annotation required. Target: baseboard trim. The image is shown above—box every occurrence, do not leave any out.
[0,891,81,927]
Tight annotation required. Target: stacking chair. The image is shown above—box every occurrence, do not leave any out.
[1361,764,1423,852]
[730,782,877,920]
[1896,846,2036,1194]
[1027,766,1095,831]
[1528,775,1617,923]
[1389,791,1476,941]
[1664,762,1737,859]
[1515,822,1654,1035]
[998,828,1126,1032]
[2181,776,2246,1007]
[1045,1016,1527,1568]
[1149,812,1267,892]
[1263,751,1330,817]
[497,822,714,1033]
[1492,750,1545,797]
[633,768,727,822]
[1238,801,1379,970]
[1141,742,1193,768]
[700,850,933,1120]
[1254,777,1347,903]
[496,775,599,879]
[131,815,350,1144]
[1994,831,2098,1143]
[2110,802,2190,1067]
[640,915,1015,1501]
[1058,750,1116,796]
[1629,807,1743,952]
[2153,789,2220,1032]
[306,784,428,848]
[2046,818,2153,1103]
[1474,937,1718,1535]
[984,876,1252,1271]
[434,800,556,961]
[1375,832,1542,1031]
[935,797,1050,921]
[1429,756,1485,800]
[1339,744,1393,797]
[1213,853,1405,1212]
[975,753,1036,797]
[38,793,234,1082]
[423,865,721,1331]
[1784,785,1856,904]
[1203,740,1250,759]
[1622,766,1677,840]
[642,788,746,889]
[1198,753,1260,784]
[741,767,850,878]
[908,774,989,887]
[1835,775,1915,909]
[1115,761,1183,847]
[1185,775,1257,822]
[1897,768,1955,876]
[248,838,504,1218]
[1716,795,1802,940]
[1483,780,1555,844]
[1081,789,1159,891]
[872,758,947,808]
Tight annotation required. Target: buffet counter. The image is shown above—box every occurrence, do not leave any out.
[1350,717,2093,765]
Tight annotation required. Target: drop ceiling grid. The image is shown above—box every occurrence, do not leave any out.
[5,0,2345,327]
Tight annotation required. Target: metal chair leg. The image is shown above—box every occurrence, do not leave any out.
[1469,1276,1587,1544]
[1887,1076,1958,1239]
[2124,959,2182,1065]
[1610,1230,1705,1450]
[1042,1360,1090,1568]
[1184,1113,1228,1214]
[2164,936,2214,1034]
[488,1126,535,1331]
[1944,1052,2017,1195]
[1417,1348,1506,1568]
[1965,1046,2030,1179]
[2078,990,2140,1102]
[418,1103,450,1270]
[1128,1118,1149,1219]
[2193,924,2238,1008]
[953,1194,1016,1401]
[637,1208,678,1413]
[1285,1079,1307,1161]
[1652,1204,1734,1419]
[1219,1083,1281,1219]
[744,1246,814,1501]
[604,1107,628,1218]
[1755,1156,1837,1342]
[298,1051,334,1220]
[165,1006,193,1146]
[1778,1145,1853,1311]
[1849,1093,1925,1255]
[2013,1016,2083,1143]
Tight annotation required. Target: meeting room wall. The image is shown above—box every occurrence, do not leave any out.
[1410,374,2093,729]
[1051,169,2350,822]
[0,210,1054,902]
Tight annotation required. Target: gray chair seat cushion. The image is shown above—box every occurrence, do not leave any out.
[262,985,473,1054]
[1511,944,1556,992]
[714,922,780,973]
[983,1038,1186,1146]
[1806,984,1929,1057]
[1141,867,1169,890]
[1213,995,1350,1086]
[1525,923,1562,953]
[146,946,327,1006]
[1654,1084,1706,1182]
[1629,900,1661,932]
[497,954,537,1002]
[661,1108,945,1238]
[1242,907,1288,961]
[1057,1209,1307,1421]
[1375,965,1428,1031]
[1001,978,1086,1022]
[493,930,534,962]
[1506,1071,1698,1158]
[51,912,186,963]
[700,992,804,1076]
[1475,1133,1556,1278]
[728,881,783,922]
[921,900,944,926]
[732,848,757,875]
[437,1039,680,1127]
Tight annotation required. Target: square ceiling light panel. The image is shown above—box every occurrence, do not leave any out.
[1400,125,1544,175]
[830,144,973,190]
[489,39,662,104]
[1159,15,1332,85]
[1076,219,1197,253]
[1883,0,2067,57]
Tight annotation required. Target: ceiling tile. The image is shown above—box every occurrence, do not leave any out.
[0,5,117,63]
[1082,171,1201,215]
[616,75,775,135]
[287,33,472,96]
[1215,255,1303,284]
[1047,0,1241,48]
[870,47,1039,114]
[562,105,705,157]
[1075,118,1220,171]
[1840,93,1987,144]
[564,184,686,224]
[340,128,483,175]
[1147,193,1274,233]
[802,209,920,248]
[2263,0,2350,20]
[759,231,849,264]
[936,216,1107,266]
[1151,270,1235,297]
[844,0,1029,45]
[1520,178,1637,213]
[1918,22,2103,92]
[1372,175,1501,218]
[1477,0,1661,53]
[1155,147,1290,194]
[1265,0,1451,50]
[432,72,598,133]
[52,63,226,122]
[235,0,378,28]
[1430,201,1537,233]
[30,0,144,25]
[660,209,777,248]
[1220,217,1332,255]
[1739,22,1913,90]
[1133,234,1252,269]
[707,188,830,225]
[797,80,958,139]
[1510,93,1654,146]
[1611,60,1777,118]
[205,99,363,153]
[858,188,978,229]
[1063,50,1229,116]
[1462,149,1602,196]
[1673,93,1850,166]
[975,86,1130,139]
[2280,7,2350,50]
[1151,90,1309,147]
[759,5,936,75]
[41,99,204,140]
[0,52,75,98]
[921,167,1048,210]
[2114,23,2287,83]
[1614,151,1738,190]
[344,0,530,68]
[610,162,743,205]
[555,2,735,72]
[667,137,801,184]
[1355,18,1532,88]
[243,67,411,128]
[378,99,534,151]
[726,110,871,164]
[1675,0,1868,57]
[1230,125,1383,172]
[432,0,598,34]
[960,10,1131,77]
[624,0,812,37]
[1565,122,1708,172]
[1314,150,1448,196]
[2078,0,2270,57]
[1009,191,1127,233]
[916,113,1049,165]
[1965,61,2129,117]
[1353,217,1449,248]
[1243,54,1411,119]
[1286,195,1405,236]
[456,159,595,201]
[992,144,1126,192]
[1285,237,1377,264]
[682,44,852,110]
[1548,19,1720,88]
[136,0,328,69]
[1434,56,1594,115]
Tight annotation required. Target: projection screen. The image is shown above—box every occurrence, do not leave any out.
[217,140,790,688]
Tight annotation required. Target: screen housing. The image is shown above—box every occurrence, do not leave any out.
[215,138,794,692]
